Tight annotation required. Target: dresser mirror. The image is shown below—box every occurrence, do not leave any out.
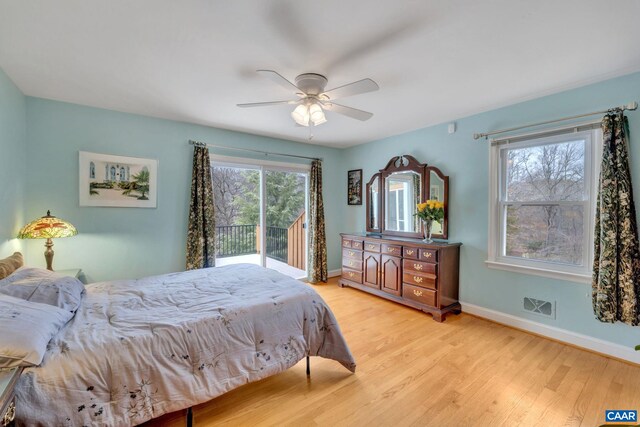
[366,155,449,239]
[384,171,421,233]
[366,174,381,232]
[426,166,449,238]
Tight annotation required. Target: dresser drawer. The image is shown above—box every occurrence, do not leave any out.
[363,241,381,253]
[403,246,419,259]
[342,257,363,271]
[419,249,438,262]
[342,248,362,260]
[403,272,436,290]
[403,283,437,307]
[381,243,402,257]
[342,268,362,284]
[342,238,352,248]
[352,240,364,250]
[403,259,436,275]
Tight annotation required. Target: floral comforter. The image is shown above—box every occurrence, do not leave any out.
[15,264,355,426]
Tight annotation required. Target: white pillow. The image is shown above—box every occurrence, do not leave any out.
[0,294,74,368]
[0,267,85,314]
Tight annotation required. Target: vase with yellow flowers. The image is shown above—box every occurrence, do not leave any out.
[415,200,444,243]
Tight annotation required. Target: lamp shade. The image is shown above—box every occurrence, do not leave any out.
[291,104,310,127]
[18,211,78,239]
[309,103,325,124]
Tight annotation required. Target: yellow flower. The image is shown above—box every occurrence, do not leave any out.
[417,202,428,211]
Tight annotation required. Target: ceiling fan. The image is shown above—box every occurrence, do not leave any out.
[237,70,379,127]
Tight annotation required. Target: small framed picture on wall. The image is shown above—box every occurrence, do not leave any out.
[347,169,363,205]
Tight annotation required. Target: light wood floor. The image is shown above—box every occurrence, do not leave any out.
[144,277,640,427]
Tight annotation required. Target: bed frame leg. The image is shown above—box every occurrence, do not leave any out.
[306,355,310,376]
[186,407,193,427]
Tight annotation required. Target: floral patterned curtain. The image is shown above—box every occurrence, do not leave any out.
[593,112,640,325]
[186,145,216,270]
[309,160,328,283]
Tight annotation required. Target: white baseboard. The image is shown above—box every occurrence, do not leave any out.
[461,301,640,365]
[298,269,341,283]
[328,269,342,278]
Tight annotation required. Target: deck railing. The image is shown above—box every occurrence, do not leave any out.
[215,225,257,258]
[216,213,305,267]
[266,226,288,263]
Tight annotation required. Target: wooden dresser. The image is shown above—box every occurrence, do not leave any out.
[0,367,22,427]
[339,233,461,322]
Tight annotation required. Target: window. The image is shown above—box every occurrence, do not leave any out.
[487,126,602,283]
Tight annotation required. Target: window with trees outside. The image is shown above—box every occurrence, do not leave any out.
[487,126,602,282]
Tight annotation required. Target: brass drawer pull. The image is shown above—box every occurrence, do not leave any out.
[367,244,376,250]
[388,248,397,253]
[3,400,15,425]
[406,249,414,255]
[413,276,423,283]
[413,263,423,271]
[424,252,432,258]
[413,289,423,297]
[348,272,355,278]
[348,251,355,256]
[343,242,349,246]
[348,261,354,267]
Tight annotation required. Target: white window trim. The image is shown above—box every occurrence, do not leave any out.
[486,122,603,284]
[210,153,311,172]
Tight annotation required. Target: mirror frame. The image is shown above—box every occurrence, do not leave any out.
[365,173,382,233]
[380,155,427,239]
[365,155,450,240]
[425,165,449,240]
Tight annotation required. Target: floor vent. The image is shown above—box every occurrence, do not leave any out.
[523,297,555,319]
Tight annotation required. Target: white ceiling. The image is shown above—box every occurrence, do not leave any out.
[1,1,639,148]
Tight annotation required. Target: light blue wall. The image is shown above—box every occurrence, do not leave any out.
[24,98,344,282]
[341,71,640,348]
[12,66,640,347]
[0,69,26,256]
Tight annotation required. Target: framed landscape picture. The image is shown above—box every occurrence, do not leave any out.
[79,151,158,208]
[347,169,363,205]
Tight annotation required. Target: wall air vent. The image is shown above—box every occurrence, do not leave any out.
[523,297,555,319]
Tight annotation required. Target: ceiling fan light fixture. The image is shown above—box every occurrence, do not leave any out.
[309,103,326,125]
[312,116,327,126]
[291,104,310,126]
[243,70,378,126]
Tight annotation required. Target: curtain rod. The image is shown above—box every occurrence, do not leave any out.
[473,101,638,141]
[188,140,321,161]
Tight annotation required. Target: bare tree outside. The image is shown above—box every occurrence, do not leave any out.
[212,167,258,227]
[504,139,586,265]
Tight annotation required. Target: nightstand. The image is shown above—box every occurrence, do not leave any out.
[0,367,22,427]
[55,269,82,279]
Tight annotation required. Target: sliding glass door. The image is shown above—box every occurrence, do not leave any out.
[212,165,261,267]
[212,160,308,279]
[264,169,307,278]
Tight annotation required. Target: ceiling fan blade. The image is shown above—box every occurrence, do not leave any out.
[321,78,379,100]
[257,70,302,94]
[322,102,373,121]
[237,100,299,108]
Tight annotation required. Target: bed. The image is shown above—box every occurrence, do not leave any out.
[5,263,355,426]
